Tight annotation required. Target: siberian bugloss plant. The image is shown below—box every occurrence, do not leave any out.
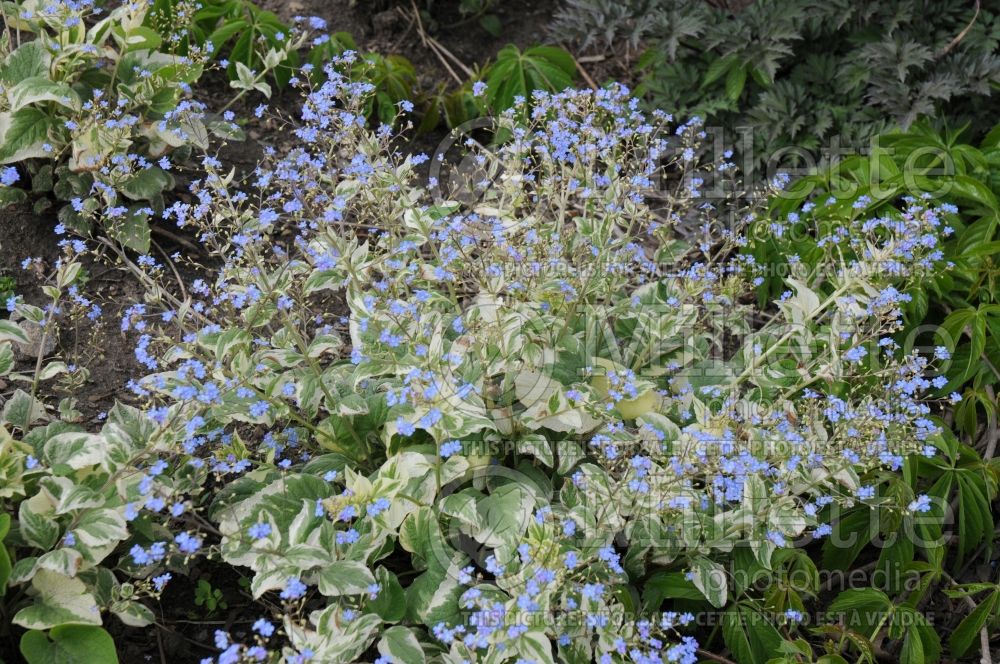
[0,64,958,662]
[0,0,306,254]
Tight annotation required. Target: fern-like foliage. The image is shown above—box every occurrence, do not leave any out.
[549,0,708,53]
[554,0,1000,172]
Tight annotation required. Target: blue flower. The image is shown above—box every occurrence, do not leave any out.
[844,346,867,362]
[153,573,172,591]
[280,577,307,600]
[440,440,462,458]
[248,522,272,540]
[252,618,275,637]
[130,544,151,565]
[175,532,202,554]
[908,494,932,513]
[396,418,416,436]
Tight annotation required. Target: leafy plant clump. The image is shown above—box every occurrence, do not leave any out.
[0,0,311,253]
[0,59,970,663]
[553,0,1000,170]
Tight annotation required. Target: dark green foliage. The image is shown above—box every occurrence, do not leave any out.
[147,0,298,88]
[354,54,418,127]
[755,122,1000,432]
[738,120,1000,664]
[484,45,578,113]
[550,0,1000,168]
[550,0,707,54]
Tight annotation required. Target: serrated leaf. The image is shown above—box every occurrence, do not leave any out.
[722,602,783,664]
[950,589,998,657]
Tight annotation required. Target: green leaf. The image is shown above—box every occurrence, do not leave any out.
[517,433,554,467]
[485,45,576,110]
[123,26,163,52]
[119,167,172,201]
[74,509,128,549]
[42,432,107,470]
[0,186,28,208]
[703,54,738,88]
[317,560,376,596]
[20,625,118,664]
[518,630,556,663]
[725,64,747,102]
[0,319,29,345]
[473,483,533,548]
[0,108,54,164]
[0,513,11,596]
[207,19,251,52]
[722,601,783,664]
[377,625,425,664]
[3,389,47,428]
[405,566,464,628]
[107,206,151,254]
[0,41,51,84]
[899,629,924,664]
[950,589,998,657]
[828,588,892,635]
[642,571,706,610]
[690,555,728,608]
[111,600,155,628]
[367,567,405,622]
[479,14,502,37]
[13,570,102,629]
[8,77,80,112]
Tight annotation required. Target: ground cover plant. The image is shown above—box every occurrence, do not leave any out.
[0,1,997,663]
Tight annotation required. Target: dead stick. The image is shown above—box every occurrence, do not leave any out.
[572,53,599,90]
[938,0,980,57]
[408,3,465,85]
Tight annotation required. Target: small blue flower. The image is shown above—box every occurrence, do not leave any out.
[248,522,272,540]
[1,166,19,186]
[908,494,932,513]
[280,577,307,600]
[440,440,462,458]
[153,573,172,591]
[252,618,275,637]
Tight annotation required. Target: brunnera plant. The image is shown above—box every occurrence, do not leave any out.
[1,70,956,663]
[0,0,305,254]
